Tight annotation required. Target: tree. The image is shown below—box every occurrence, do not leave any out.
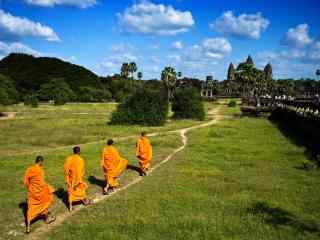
[129,62,137,79]
[264,63,273,79]
[78,87,112,102]
[0,53,100,99]
[110,88,168,126]
[172,88,205,120]
[121,63,130,78]
[137,72,143,81]
[0,74,19,105]
[161,67,177,101]
[274,80,295,96]
[24,94,39,108]
[227,63,235,81]
[38,78,75,105]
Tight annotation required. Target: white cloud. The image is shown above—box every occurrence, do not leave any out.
[25,0,96,8]
[313,41,320,50]
[282,24,313,48]
[150,56,161,63]
[0,41,41,56]
[202,38,232,59]
[210,11,269,39]
[0,10,60,42]
[166,37,231,79]
[99,43,139,75]
[171,41,183,50]
[117,0,195,36]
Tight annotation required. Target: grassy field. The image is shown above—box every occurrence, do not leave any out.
[1,101,319,239]
[0,103,205,156]
[46,103,318,240]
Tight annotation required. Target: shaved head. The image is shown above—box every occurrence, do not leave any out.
[73,146,81,154]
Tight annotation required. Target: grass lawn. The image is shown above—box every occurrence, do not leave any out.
[1,101,319,239]
[0,103,205,156]
[0,133,182,239]
[43,104,319,240]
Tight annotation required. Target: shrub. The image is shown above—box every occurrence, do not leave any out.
[110,88,168,126]
[228,100,237,107]
[38,78,75,105]
[30,94,39,108]
[24,94,39,107]
[171,88,205,121]
[78,87,112,102]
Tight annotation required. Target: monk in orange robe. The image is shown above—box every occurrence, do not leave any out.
[136,132,153,176]
[101,139,128,194]
[23,156,55,233]
[64,146,92,211]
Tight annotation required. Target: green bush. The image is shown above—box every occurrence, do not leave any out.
[24,94,39,107]
[110,88,168,126]
[0,74,19,105]
[38,78,75,105]
[228,100,237,107]
[78,87,112,102]
[171,88,205,121]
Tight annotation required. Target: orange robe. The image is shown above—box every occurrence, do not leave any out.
[23,164,54,223]
[101,146,128,188]
[136,137,153,171]
[64,154,88,203]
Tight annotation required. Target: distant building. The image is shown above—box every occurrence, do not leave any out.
[201,76,217,99]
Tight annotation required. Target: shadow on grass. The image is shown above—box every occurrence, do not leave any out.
[127,164,144,176]
[248,202,319,234]
[88,176,105,188]
[18,201,47,227]
[54,188,69,209]
[269,109,320,164]
[18,201,28,226]
[88,165,143,189]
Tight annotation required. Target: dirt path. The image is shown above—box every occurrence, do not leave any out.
[24,106,222,240]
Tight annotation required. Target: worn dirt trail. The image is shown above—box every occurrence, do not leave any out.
[25,106,222,240]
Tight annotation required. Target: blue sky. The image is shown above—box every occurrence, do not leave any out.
[0,0,319,80]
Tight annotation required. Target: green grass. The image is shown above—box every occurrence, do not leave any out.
[0,103,205,156]
[44,107,319,240]
[0,133,182,239]
[1,101,319,239]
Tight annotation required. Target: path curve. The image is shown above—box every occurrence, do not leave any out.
[25,107,222,240]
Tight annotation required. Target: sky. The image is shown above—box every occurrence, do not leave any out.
[0,0,319,80]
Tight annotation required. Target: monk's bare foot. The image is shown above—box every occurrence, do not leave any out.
[69,202,73,212]
[26,225,30,234]
[83,198,93,206]
[45,215,56,224]
[103,187,114,195]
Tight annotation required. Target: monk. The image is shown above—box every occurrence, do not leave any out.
[101,139,128,194]
[64,146,92,211]
[23,156,55,233]
[136,132,153,176]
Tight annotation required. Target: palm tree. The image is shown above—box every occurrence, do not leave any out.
[129,62,137,79]
[161,67,177,101]
[121,63,130,78]
[137,72,143,81]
